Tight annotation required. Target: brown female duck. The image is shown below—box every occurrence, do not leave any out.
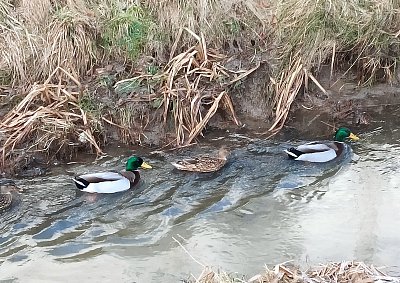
[0,179,20,213]
[171,147,229,172]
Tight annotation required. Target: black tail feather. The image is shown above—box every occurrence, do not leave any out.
[285,147,304,159]
[73,177,90,190]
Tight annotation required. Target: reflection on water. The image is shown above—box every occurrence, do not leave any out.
[1,109,400,282]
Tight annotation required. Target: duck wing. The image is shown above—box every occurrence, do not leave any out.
[294,148,337,162]
[73,172,131,193]
[77,172,124,182]
[296,142,334,153]
[286,142,339,162]
[171,156,226,172]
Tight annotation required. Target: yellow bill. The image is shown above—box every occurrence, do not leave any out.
[141,162,152,169]
[349,133,360,141]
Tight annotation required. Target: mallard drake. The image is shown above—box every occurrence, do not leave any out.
[284,127,360,163]
[73,156,152,193]
[171,147,229,173]
[0,179,20,213]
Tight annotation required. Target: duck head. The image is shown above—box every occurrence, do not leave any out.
[126,156,152,171]
[334,127,360,142]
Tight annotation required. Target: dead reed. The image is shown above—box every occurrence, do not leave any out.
[268,0,400,131]
[190,261,400,283]
[173,236,400,283]
[0,67,103,165]
[114,28,259,146]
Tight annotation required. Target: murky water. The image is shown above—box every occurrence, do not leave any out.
[1,107,400,282]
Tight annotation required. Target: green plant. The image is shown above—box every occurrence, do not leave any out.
[0,71,11,85]
[146,64,159,75]
[224,19,241,35]
[79,92,100,114]
[114,78,142,96]
[102,5,153,60]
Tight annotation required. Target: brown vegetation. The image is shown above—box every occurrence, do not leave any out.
[0,67,103,168]
[189,261,400,283]
[114,28,258,146]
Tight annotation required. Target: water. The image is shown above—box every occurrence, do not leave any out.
[1,109,400,282]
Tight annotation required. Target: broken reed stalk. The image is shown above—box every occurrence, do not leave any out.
[114,28,259,147]
[269,57,304,132]
[0,67,103,165]
[191,260,400,283]
[268,51,330,133]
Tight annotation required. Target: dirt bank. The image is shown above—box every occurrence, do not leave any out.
[2,64,399,178]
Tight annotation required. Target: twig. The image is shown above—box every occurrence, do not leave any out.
[172,236,205,268]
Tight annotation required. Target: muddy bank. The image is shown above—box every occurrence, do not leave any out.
[2,0,400,176]
[1,58,400,179]
[1,41,399,179]
[3,71,399,179]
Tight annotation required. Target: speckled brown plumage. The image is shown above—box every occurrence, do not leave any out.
[0,193,12,212]
[0,180,19,213]
[171,147,229,173]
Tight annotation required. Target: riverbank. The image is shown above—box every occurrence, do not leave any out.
[1,0,400,175]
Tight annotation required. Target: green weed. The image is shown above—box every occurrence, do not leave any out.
[224,19,241,35]
[79,92,102,115]
[101,5,154,60]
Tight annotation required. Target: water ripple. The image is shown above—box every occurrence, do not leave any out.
[1,122,400,280]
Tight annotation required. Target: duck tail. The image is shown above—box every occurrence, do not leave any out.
[73,177,90,190]
[284,148,303,159]
[171,162,184,170]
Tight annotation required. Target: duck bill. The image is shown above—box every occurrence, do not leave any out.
[349,133,360,141]
[140,162,152,169]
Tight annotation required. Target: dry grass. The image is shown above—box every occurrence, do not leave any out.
[113,28,258,146]
[0,0,38,84]
[0,67,103,166]
[268,0,400,131]
[0,27,260,165]
[40,3,97,80]
[0,0,97,84]
[0,0,267,85]
[190,261,400,283]
[143,0,265,51]
[173,237,399,283]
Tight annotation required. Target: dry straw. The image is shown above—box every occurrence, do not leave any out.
[268,0,400,131]
[114,28,259,147]
[0,67,103,165]
[2,0,400,153]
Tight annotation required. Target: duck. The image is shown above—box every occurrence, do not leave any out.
[284,127,360,163]
[0,179,21,213]
[73,156,152,193]
[171,147,229,173]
